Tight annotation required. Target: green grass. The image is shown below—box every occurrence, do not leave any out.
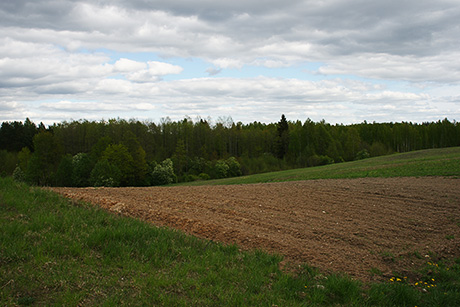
[2,147,460,305]
[182,147,460,186]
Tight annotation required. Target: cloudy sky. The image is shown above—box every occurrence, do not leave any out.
[1,0,460,125]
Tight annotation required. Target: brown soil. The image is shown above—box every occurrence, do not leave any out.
[50,177,460,282]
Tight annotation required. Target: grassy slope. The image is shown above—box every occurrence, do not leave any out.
[182,147,460,186]
[1,147,460,306]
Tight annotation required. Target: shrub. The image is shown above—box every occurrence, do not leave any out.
[13,166,26,182]
[213,160,229,179]
[307,155,334,167]
[355,149,370,160]
[199,173,210,180]
[151,159,176,185]
[226,157,242,177]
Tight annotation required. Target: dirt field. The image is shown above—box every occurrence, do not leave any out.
[51,177,460,282]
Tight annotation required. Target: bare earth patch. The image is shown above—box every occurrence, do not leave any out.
[51,177,460,282]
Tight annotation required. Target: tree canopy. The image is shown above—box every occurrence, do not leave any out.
[1,116,459,187]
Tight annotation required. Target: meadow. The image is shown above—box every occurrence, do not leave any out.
[182,146,460,185]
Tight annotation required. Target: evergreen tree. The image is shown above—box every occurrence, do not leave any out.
[274,114,289,159]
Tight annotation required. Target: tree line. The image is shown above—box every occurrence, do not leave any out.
[1,116,459,187]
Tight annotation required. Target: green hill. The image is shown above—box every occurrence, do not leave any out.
[182,147,460,186]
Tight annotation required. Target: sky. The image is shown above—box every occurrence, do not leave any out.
[1,0,460,126]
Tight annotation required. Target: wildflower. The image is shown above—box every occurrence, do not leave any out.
[431,278,435,282]
[415,282,419,286]
[396,278,402,282]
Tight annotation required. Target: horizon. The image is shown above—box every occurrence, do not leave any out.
[4,115,458,129]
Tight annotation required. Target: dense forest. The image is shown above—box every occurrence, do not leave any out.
[1,116,459,187]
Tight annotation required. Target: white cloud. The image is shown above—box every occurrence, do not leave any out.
[147,61,183,76]
[113,58,146,72]
[0,0,459,125]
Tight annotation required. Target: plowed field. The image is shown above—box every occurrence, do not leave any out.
[51,177,460,281]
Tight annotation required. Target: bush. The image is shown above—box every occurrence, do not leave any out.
[226,157,242,177]
[199,173,210,180]
[307,155,334,167]
[151,159,176,185]
[213,160,229,179]
[355,149,370,160]
[13,166,26,182]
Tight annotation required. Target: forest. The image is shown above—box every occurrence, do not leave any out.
[1,116,459,187]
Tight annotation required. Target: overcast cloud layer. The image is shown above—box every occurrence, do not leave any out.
[1,0,459,125]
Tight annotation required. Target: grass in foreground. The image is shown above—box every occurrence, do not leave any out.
[1,177,460,306]
[183,147,460,186]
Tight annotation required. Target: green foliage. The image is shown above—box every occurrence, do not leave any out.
[355,149,370,160]
[208,157,242,179]
[171,139,187,177]
[0,150,17,176]
[102,144,135,186]
[307,154,334,167]
[199,172,210,180]
[182,147,460,186]
[151,158,176,185]
[370,141,390,157]
[25,132,63,186]
[0,118,37,152]
[213,159,230,179]
[226,157,242,177]
[122,131,148,186]
[90,159,122,187]
[12,166,26,182]
[2,117,460,187]
[17,147,31,172]
[72,153,94,187]
[54,154,74,187]
[274,114,290,159]
[90,136,112,161]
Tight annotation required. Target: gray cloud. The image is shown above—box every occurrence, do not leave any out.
[0,0,459,124]
[3,0,459,63]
